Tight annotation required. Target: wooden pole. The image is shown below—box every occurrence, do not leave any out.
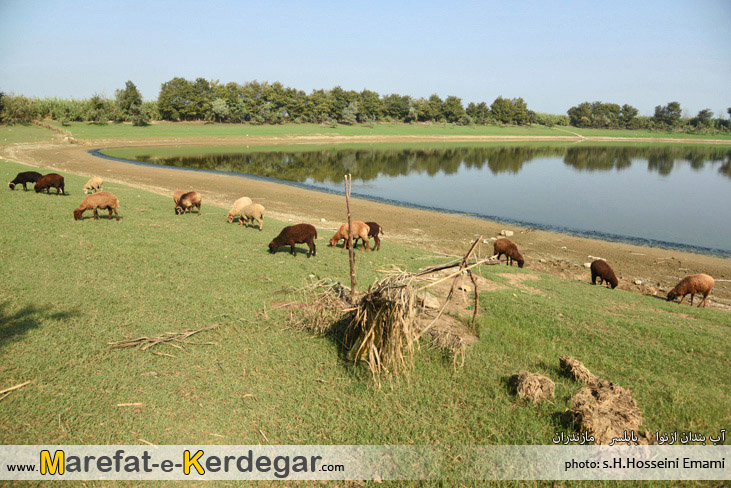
[345,174,356,301]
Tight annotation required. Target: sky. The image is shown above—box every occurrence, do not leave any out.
[1,0,729,117]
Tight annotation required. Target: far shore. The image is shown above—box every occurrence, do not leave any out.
[2,133,730,309]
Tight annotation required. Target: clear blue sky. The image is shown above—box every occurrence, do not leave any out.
[1,0,729,117]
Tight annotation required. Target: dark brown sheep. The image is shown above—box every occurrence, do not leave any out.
[175,191,202,215]
[590,260,618,289]
[667,274,715,307]
[73,192,120,221]
[34,173,65,195]
[9,171,42,191]
[493,238,524,268]
[269,223,318,257]
[364,221,384,251]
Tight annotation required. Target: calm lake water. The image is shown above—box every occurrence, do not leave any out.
[101,145,731,255]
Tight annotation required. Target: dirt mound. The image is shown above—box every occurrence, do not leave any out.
[569,380,652,445]
[559,355,599,385]
[509,371,555,403]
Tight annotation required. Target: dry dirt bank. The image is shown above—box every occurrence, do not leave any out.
[2,136,730,309]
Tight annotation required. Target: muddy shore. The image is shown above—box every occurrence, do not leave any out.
[3,135,730,309]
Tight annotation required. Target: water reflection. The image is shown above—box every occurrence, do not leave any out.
[134,145,731,183]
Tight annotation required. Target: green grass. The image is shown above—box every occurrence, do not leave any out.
[564,126,731,140]
[1,158,730,486]
[44,120,731,141]
[0,124,58,146]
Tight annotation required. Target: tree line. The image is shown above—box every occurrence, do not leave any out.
[1,78,729,133]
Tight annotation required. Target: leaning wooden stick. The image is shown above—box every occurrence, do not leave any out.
[344,174,356,301]
[0,380,31,399]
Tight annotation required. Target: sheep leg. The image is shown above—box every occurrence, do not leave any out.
[23,183,28,191]
[290,244,296,256]
[93,209,99,220]
[689,294,694,306]
[362,236,370,252]
[374,235,380,251]
[699,293,708,308]
[113,208,119,221]
[307,239,316,257]
[678,295,685,305]
[257,217,263,231]
[197,203,201,215]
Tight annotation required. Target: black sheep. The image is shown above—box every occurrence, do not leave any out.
[9,171,42,191]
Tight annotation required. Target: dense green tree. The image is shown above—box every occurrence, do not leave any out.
[115,81,143,116]
[383,94,410,120]
[653,101,682,128]
[567,102,592,127]
[358,89,384,121]
[466,102,491,125]
[442,96,465,123]
[491,96,514,124]
[690,109,713,128]
[620,104,638,128]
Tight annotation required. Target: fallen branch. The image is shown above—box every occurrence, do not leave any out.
[108,324,220,351]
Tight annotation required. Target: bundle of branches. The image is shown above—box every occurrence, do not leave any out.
[108,324,220,351]
[285,279,352,334]
[343,271,419,378]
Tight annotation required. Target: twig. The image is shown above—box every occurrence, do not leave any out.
[0,380,31,397]
[108,324,220,351]
[259,429,270,443]
[117,402,143,407]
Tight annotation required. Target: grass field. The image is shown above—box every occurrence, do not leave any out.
[0,124,58,145]
[1,158,729,481]
[40,120,731,141]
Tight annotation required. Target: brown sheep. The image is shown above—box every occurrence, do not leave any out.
[172,190,186,207]
[268,223,317,257]
[329,221,370,251]
[590,260,618,289]
[175,191,202,215]
[34,173,65,195]
[493,238,524,268]
[667,274,715,307]
[73,192,120,221]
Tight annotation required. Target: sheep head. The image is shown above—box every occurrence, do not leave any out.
[73,209,83,221]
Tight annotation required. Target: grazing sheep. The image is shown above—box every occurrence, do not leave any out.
[34,173,65,195]
[73,191,120,221]
[268,223,318,257]
[227,196,253,224]
[173,190,186,207]
[175,191,202,215]
[363,221,384,251]
[329,221,370,251]
[590,260,618,289]
[667,274,715,307]
[493,238,524,268]
[240,203,265,230]
[83,177,103,194]
[9,171,42,191]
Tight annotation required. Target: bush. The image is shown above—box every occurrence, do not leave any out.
[1,95,38,124]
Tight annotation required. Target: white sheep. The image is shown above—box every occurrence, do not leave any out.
[83,177,103,194]
[240,203,265,230]
[227,197,253,224]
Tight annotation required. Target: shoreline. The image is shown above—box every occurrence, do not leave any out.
[89,147,731,259]
[2,136,730,309]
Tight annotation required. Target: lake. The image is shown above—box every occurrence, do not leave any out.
[98,144,731,255]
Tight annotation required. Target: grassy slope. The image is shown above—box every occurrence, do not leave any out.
[1,159,729,448]
[45,120,731,141]
[0,124,58,145]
